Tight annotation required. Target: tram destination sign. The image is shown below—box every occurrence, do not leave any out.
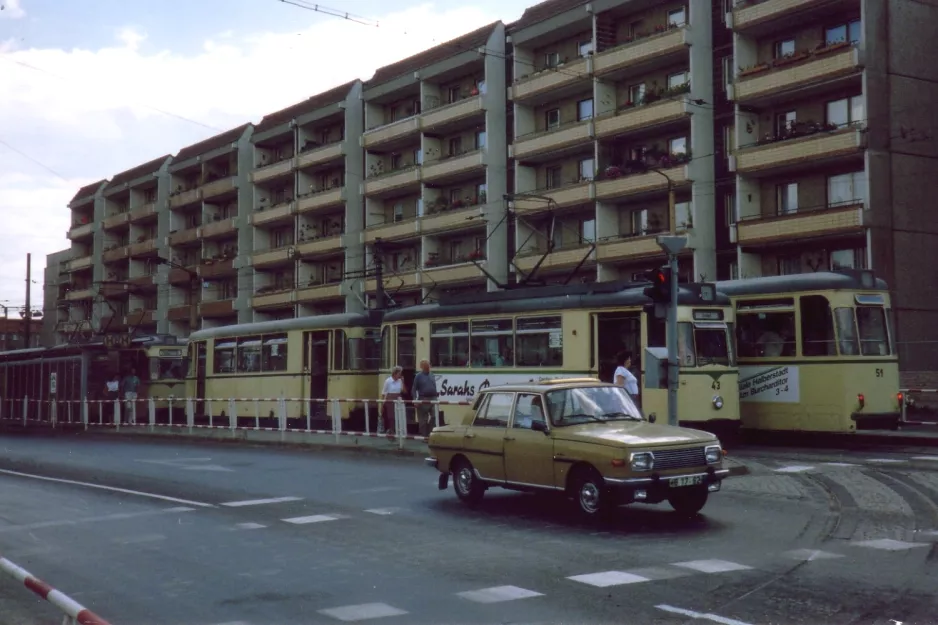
[739,365,800,403]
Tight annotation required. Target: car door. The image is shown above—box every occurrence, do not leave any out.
[503,393,555,489]
[463,392,513,483]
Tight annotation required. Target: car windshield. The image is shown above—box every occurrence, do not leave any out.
[544,386,643,426]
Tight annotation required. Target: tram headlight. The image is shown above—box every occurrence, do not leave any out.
[712,395,724,410]
[705,444,723,464]
[630,451,654,471]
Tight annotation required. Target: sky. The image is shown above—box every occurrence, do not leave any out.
[0,0,531,314]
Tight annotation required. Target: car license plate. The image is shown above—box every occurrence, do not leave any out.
[669,475,704,488]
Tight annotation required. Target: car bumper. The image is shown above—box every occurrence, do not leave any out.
[425,457,439,469]
[604,467,730,504]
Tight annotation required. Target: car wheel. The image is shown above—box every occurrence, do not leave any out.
[571,467,608,519]
[668,486,709,516]
[452,458,485,505]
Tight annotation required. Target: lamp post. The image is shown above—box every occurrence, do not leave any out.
[642,158,676,234]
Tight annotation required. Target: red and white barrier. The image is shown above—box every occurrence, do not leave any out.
[0,554,111,625]
[900,389,938,426]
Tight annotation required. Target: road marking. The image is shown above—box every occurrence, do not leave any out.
[364,508,401,516]
[657,604,754,625]
[912,456,938,461]
[114,534,166,545]
[867,458,906,464]
[221,496,302,508]
[318,602,408,621]
[567,571,650,587]
[0,468,215,508]
[282,514,344,525]
[457,585,543,603]
[136,458,234,472]
[349,486,403,494]
[823,462,859,467]
[0,507,195,533]
[233,523,266,530]
[774,465,814,473]
[852,538,929,551]
[182,465,235,472]
[671,559,753,574]
[782,549,844,561]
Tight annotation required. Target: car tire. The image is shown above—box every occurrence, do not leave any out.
[570,467,609,519]
[452,458,485,505]
[668,486,709,516]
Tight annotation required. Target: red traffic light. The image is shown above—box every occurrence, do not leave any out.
[653,270,667,285]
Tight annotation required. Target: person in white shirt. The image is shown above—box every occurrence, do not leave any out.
[613,351,641,411]
[381,366,406,437]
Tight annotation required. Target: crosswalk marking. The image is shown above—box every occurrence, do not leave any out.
[234,522,266,530]
[823,462,859,467]
[282,514,344,525]
[567,571,650,587]
[221,496,302,507]
[318,602,408,621]
[782,549,844,561]
[657,604,754,625]
[852,538,929,551]
[457,585,543,603]
[912,456,938,462]
[774,465,814,473]
[866,459,906,464]
[364,508,401,516]
[672,559,753,574]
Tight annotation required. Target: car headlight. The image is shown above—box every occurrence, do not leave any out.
[630,451,654,471]
[705,444,722,464]
[712,395,724,409]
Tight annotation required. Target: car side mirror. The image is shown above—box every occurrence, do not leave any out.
[531,420,548,434]
[648,413,657,424]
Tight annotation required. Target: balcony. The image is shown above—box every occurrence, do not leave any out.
[127,275,155,289]
[297,234,343,257]
[731,128,865,176]
[422,150,485,184]
[200,299,235,318]
[593,28,688,79]
[66,255,94,272]
[168,305,192,322]
[732,44,861,104]
[99,283,128,298]
[515,182,594,214]
[421,96,483,132]
[297,187,345,214]
[251,158,294,184]
[128,238,158,257]
[422,261,485,285]
[597,235,664,263]
[168,226,201,247]
[67,222,94,240]
[296,142,344,169]
[169,188,202,209]
[201,176,238,200]
[64,288,95,301]
[253,201,296,227]
[200,258,236,279]
[514,245,595,272]
[363,166,421,197]
[102,245,130,263]
[512,56,590,104]
[102,212,129,230]
[729,0,850,32]
[595,166,689,201]
[512,122,593,161]
[595,100,690,140]
[737,203,863,246]
[253,289,295,309]
[201,216,237,239]
[364,218,420,244]
[362,116,420,150]
[168,266,198,285]
[365,271,419,292]
[420,205,480,236]
[252,246,294,268]
[129,203,157,223]
[296,283,343,303]
[125,310,155,326]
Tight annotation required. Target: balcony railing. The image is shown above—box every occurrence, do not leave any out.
[596,233,666,263]
[421,95,483,132]
[296,283,343,303]
[296,141,344,170]
[512,56,591,103]
[251,156,294,184]
[128,202,157,223]
[731,125,865,175]
[102,212,130,230]
[732,43,860,103]
[362,165,421,196]
[296,234,343,257]
[66,255,94,272]
[201,216,237,239]
[252,245,295,267]
[253,200,296,227]
[592,26,688,78]
[252,289,295,309]
[594,99,690,140]
[201,176,238,199]
[297,187,345,213]
[729,0,836,32]
[169,187,202,209]
[168,226,201,247]
[422,150,485,183]
[512,120,594,161]
[421,260,486,285]
[199,299,235,318]
[102,245,130,263]
[513,245,595,272]
[67,222,94,240]
[362,116,420,150]
[736,202,863,245]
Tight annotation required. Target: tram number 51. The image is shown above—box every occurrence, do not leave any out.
[875,368,884,378]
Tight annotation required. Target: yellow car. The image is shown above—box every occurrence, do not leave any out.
[425,379,728,518]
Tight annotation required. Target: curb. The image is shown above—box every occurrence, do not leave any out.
[739,429,938,452]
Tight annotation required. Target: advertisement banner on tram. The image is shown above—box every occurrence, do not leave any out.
[433,372,585,402]
[739,365,800,403]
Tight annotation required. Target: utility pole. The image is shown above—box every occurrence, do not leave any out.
[656,236,687,427]
[24,253,32,349]
[372,238,386,311]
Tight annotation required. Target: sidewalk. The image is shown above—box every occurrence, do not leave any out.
[739,422,938,452]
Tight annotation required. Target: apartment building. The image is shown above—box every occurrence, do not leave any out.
[248,80,365,321]
[59,179,107,339]
[360,22,509,306]
[508,0,715,285]
[42,248,72,346]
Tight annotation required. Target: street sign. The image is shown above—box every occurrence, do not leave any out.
[49,371,57,396]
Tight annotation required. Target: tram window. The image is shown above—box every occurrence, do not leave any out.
[691,323,734,366]
[333,330,348,370]
[214,341,237,373]
[430,322,470,367]
[800,295,836,356]
[263,335,288,371]
[736,312,796,358]
[678,323,696,366]
[834,308,860,356]
[516,316,562,367]
[397,324,417,369]
[237,338,262,372]
[856,306,890,356]
[353,329,382,371]
[380,326,391,370]
[470,319,513,367]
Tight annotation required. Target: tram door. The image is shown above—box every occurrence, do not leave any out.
[306,331,329,408]
[593,313,642,385]
[195,342,207,401]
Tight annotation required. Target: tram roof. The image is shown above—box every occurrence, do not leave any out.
[383,280,730,323]
[188,311,382,341]
[0,333,183,361]
[716,270,888,297]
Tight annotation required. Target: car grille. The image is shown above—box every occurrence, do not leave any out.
[653,447,706,470]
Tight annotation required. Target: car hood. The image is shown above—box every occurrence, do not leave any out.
[552,421,718,447]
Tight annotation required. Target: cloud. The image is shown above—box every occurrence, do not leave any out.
[0,0,25,19]
[0,1,512,307]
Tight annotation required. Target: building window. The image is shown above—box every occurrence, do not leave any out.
[774,39,795,58]
[390,153,402,170]
[828,172,866,207]
[668,7,686,27]
[579,157,594,181]
[723,124,735,158]
[826,96,864,128]
[393,202,404,222]
[776,183,798,214]
[477,183,487,203]
[669,136,687,155]
[631,209,648,235]
[668,71,689,89]
[577,98,594,121]
[546,166,562,189]
[544,52,560,68]
[777,254,801,276]
[446,86,460,104]
[628,83,645,105]
[545,108,560,130]
[449,189,462,204]
[414,148,423,165]
[830,248,866,270]
[729,261,739,280]
[447,137,462,156]
[475,131,486,149]
[775,110,796,135]
[578,41,593,57]
[826,20,861,45]
[722,55,734,85]
[581,218,596,243]
[724,192,736,226]
[676,201,692,228]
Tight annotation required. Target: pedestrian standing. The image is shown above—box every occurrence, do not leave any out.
[614,351,641,412]
[105,374,120,422]
[121,368,141,424]
[413,359,439,437]
[380,366,406,437]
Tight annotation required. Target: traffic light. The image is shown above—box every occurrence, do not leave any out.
[643,266,672,304]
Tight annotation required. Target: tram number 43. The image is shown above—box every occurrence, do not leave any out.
[711,381,721,390]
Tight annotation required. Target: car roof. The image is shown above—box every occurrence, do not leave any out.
[478,378,613,393]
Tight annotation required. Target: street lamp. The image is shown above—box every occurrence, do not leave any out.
[642,157,676,234]
[153,257,200,333]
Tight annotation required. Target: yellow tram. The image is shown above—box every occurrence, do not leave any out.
[185,313,382,427]
[716,269,901,433]
[379,280,740,436]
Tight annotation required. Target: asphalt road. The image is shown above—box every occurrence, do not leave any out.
[1,433,937,625]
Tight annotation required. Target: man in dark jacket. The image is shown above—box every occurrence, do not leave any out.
[413,359,439,437]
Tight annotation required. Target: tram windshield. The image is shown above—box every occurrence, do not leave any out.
[151,355,188,380]
[677,322,736,367]
[835,305,892,356]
